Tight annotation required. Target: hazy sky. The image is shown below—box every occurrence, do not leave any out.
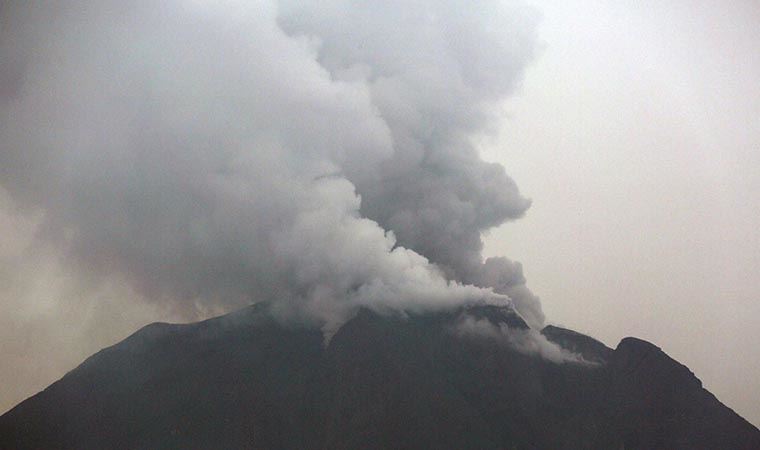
[483,0,760,426]
[1,0,758,429]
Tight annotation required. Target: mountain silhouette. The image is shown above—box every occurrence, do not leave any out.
[1,303,758,449]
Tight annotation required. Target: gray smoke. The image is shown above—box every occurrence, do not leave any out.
[0,0,544,333]
[278,0,545,328]
[453,314,588,364]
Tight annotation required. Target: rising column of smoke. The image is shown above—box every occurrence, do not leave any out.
[279,0,546,328]
[0,0,542,333]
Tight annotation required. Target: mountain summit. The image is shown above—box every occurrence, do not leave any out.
[1,303,758,449]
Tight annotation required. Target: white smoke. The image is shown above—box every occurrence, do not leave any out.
[453,315,590,364]
[0,1,543,336]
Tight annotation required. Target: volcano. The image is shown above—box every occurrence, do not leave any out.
[1,303,758,449]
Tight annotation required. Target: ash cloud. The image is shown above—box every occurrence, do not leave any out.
[277,0,545,328]
[0,1,544,336]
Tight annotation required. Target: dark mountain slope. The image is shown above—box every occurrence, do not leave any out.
[606,337,760,449]
[1,303,758,449]
[0,304,324,449]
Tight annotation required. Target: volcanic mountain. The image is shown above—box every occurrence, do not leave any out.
[1,303,758,449]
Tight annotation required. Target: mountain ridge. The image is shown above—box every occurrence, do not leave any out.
[1,303,758,449]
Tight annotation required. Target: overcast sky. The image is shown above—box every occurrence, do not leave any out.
[483,0,760,426]
[1,0,758,429]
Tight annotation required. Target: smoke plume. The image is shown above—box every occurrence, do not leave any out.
[0,1,544,334]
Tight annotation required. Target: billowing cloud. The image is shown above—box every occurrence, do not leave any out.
[278,0,544,328]
[0,0,543,341]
